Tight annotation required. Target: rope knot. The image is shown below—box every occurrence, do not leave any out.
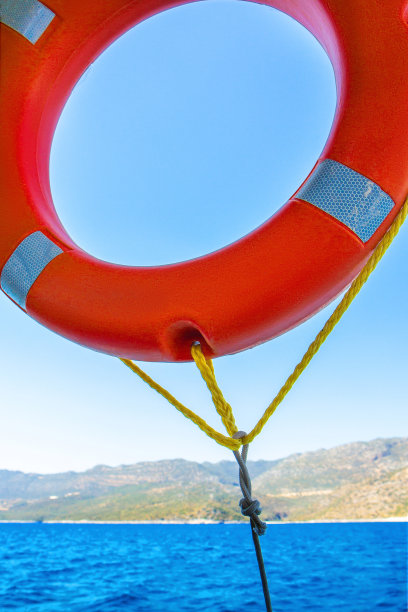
[239,497,261,517]
[239,497,267,535]
[232,431,267,537]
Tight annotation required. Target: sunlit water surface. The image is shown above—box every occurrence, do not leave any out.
[0,522,406,611]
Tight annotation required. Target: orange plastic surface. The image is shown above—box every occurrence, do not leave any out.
[1,0,408,361]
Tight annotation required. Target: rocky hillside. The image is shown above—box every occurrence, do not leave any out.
[0,438,406,522]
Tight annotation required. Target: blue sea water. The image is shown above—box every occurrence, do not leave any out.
[0,522,406,611]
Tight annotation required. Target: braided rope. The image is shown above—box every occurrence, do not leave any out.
[120,357,241,450]
[232,431,272,611]
[120,197,408,450]
[190,343,237,436]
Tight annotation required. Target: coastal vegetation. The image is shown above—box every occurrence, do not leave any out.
[0,437,406,522]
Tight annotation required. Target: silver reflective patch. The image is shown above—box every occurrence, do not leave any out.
[1,232,62,309]
[296,159,394,242]
[0,0,55,44]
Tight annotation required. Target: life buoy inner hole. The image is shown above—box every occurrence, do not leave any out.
[49,1,336,268]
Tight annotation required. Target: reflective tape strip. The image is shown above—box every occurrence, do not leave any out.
[1,232,63,309]
[0,0,55,44]
[296,159,394,242]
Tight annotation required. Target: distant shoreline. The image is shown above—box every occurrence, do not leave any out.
[0,517,406,525]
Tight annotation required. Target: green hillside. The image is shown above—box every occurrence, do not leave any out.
[0,438,406,522]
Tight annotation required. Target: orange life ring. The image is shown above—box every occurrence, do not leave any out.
[1,0,408,362]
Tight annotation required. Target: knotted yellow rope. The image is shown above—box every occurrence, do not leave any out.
[120,197,408,451]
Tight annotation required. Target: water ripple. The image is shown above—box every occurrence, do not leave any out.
[0,523,405,611]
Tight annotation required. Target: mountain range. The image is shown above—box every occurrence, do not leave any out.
[0,437,406,522]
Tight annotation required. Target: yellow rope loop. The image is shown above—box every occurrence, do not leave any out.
[120,197,408,451]
[120,358,241,450]
[191,343,238,437]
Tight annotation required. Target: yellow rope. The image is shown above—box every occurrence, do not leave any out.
[120,197,408,450]
[243,198,408,445]
[120,358,241,449]
[190,343,238,437]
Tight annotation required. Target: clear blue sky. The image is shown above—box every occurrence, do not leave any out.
[1,1,406,474]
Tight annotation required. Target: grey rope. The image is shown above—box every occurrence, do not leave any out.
[232,431,272,612]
